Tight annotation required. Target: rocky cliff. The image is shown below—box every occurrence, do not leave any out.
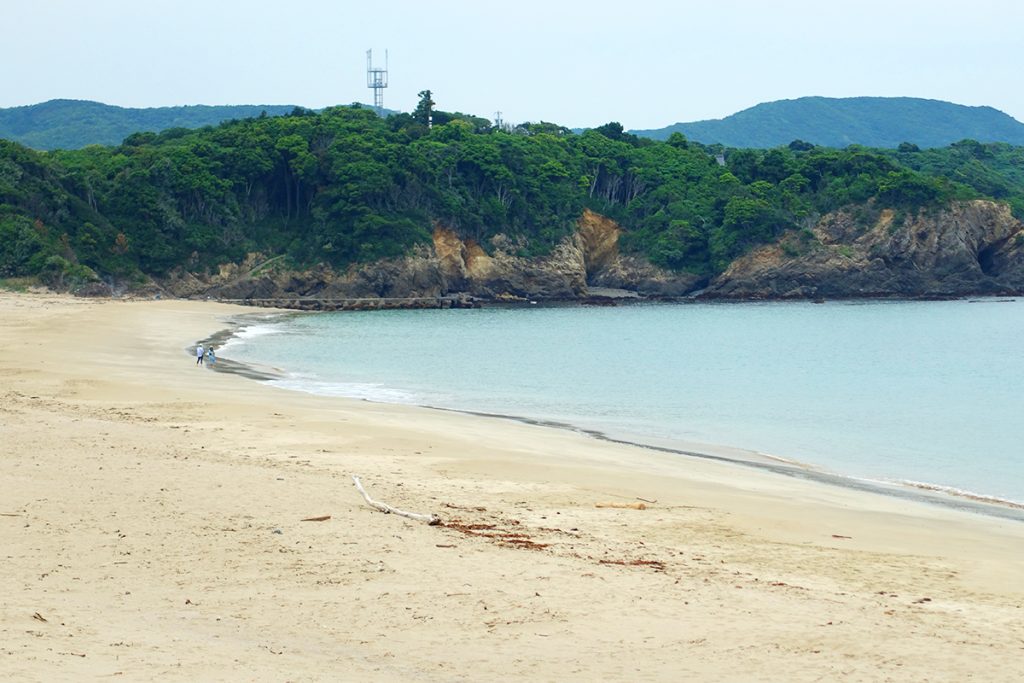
[577,210,703,296]
[159,209,696,305]
[704,200,1024,299]
[157,201,1024,305]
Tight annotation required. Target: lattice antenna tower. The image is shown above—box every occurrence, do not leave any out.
[366,49,389,115]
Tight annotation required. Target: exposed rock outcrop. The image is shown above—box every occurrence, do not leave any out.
[157,201,1024,306]
[436,230,588,299]
[578,209,621,274]
[704,200,1024,299]
[577,209,703,296]
[160,210,695,304]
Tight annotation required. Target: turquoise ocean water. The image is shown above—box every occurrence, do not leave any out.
[221,299,1024,506]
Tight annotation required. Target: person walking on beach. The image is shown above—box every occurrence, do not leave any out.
[196,344,204,365]
[207,346,216,365]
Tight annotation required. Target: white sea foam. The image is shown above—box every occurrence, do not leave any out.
[896,480,1024,509]
[267,375,418,404]
[218,322,287,352]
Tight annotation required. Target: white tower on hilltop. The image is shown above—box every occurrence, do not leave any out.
[366,49,389,116]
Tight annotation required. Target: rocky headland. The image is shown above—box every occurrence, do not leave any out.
[155,201,1024,308]
[704,200,1024,299]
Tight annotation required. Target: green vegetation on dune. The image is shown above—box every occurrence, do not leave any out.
[633,97,1024,149]
[2,100,1023,292]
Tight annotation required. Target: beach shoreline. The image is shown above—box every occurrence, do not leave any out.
[3,292,1023,681]
[213,311,1024,520]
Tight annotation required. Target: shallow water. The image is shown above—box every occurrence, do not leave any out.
[221,298,1024,505]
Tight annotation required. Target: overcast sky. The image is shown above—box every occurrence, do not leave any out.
[6,0,1022,128]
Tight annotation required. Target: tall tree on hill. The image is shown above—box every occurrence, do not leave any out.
[413,91,435,128]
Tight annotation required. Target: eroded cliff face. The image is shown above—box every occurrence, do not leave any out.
[423,213,698,299]
[576,209,703,296]
[577,209,621,274]
[704,200,1024,299]
[159,201,1024,304]
[163,211,694,304]
[161,246,447,302]
[430,226,588,299]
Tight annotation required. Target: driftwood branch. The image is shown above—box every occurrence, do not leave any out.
[352,476,441,525]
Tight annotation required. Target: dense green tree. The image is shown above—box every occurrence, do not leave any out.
[2,107,1022,289]
[413,91,435,127]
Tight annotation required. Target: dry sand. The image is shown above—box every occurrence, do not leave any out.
[1,292,1022,682]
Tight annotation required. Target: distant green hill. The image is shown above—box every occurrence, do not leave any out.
[0,100,300,150]
[632,97,1024,149]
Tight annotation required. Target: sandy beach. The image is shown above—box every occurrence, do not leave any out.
[2,292,1023,682]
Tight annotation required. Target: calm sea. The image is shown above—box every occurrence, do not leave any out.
[220,299,1024,506]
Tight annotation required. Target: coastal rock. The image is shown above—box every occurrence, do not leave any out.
[324,246,446,298]
[591,254,704,297]
[578,209,621,274]
[161,208,696,305]
[703,200,1024,299]
[430,228,588,299]
[71,281,115,297]
[577,209,704,295]
[152,211,718,305]
[433,225,469,291]
[155,201,1024,305]
[466,232,588,299]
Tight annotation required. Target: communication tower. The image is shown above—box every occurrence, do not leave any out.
[366,49,389,115]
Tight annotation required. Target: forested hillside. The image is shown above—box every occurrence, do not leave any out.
[2,101,1023,294]
[633,97,1024,149]
[0,100,298,150]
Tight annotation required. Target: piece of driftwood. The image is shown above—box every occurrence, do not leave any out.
[595,502,647,510]
[352,476,440,525]
[301,515,331,522]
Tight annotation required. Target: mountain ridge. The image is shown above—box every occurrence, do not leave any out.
[631,96,1024,149]
[7,96,1024,151]
[0,99,395,150]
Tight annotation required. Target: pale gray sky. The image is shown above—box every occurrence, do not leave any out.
[6,0,1022,128]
